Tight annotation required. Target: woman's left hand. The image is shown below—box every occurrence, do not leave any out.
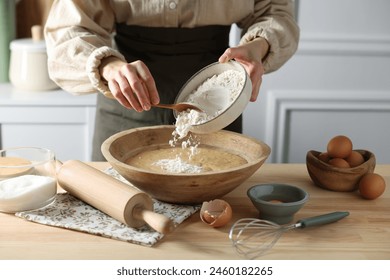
[218,37,269,102]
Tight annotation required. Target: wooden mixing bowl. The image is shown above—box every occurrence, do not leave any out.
[306,150,376,192]
[101,125,271,204]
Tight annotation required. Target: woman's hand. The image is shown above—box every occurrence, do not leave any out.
[99,57,160,111]
[219,37,269,102]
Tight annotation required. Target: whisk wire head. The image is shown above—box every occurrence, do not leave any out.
[230,212,349,259]
[229,218,296,259]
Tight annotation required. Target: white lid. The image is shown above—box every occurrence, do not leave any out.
[10,38,47,52]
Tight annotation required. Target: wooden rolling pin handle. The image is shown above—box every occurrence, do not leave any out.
[133,207,176,234]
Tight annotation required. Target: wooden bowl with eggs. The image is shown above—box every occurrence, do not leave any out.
[306,149,376,192]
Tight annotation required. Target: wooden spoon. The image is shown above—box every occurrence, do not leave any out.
[153,102,203,112]
[105,91,202,112]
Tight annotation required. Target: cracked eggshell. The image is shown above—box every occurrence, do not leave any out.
[200,199,232,228]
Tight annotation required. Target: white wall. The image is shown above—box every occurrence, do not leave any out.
[242,0,390,163]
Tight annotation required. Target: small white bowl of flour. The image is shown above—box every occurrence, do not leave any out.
[174,61,252,136]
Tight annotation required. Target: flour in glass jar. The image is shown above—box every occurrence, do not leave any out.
[0,175,56,213]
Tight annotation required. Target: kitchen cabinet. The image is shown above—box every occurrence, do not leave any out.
[0,83,96,161]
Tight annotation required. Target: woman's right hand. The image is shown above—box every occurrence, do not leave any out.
[99,57,160,112]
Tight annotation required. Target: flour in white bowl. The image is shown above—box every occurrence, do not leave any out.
[172,69,244,142]
[186,69,245,115]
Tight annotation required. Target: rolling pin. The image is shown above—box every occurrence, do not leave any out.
[56,160,174,234]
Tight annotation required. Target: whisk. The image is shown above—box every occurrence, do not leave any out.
[229,211,349,259]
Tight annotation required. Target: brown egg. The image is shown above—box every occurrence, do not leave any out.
[328,158,351,168]
[327,135,353,158]
[346,150,365,167]
[200,199,232,228]
[359,173,386,200]
[318,152,330,163]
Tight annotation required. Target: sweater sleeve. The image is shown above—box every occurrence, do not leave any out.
[44,0,125,95]
[238,0,300,73]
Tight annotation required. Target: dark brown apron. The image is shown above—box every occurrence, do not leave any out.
[92,25,243,161]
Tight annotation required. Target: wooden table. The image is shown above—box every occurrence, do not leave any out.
[1,163,389,260]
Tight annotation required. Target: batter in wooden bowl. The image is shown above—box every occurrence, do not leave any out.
[126,145,247,174]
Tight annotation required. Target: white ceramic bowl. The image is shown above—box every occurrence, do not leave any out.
[174,61,252,134]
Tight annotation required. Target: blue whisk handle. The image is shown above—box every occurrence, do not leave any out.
[297,211,349,228]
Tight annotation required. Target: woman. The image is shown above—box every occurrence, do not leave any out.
[45,0,299,160]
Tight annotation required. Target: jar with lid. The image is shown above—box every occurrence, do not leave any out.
[9,25,58,91]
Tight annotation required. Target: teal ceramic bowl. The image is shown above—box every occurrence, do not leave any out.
[247,184,309,224]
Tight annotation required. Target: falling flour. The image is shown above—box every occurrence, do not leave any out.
[154,69,245,173]
[127,69,246,174]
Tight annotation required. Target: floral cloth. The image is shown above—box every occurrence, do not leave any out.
[16,167,200,246]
